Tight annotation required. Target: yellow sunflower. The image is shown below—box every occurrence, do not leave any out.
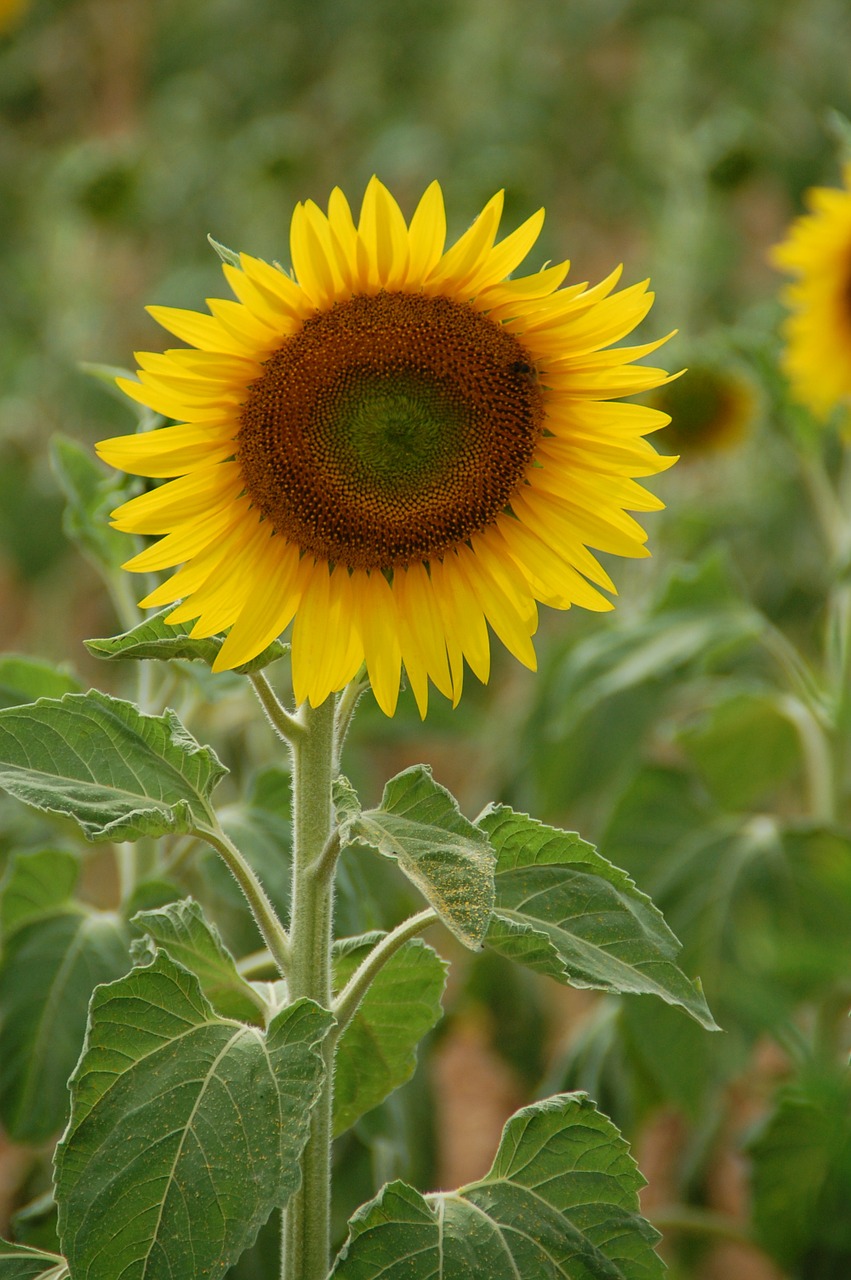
[98,178,674,716]
[771,163,851,419]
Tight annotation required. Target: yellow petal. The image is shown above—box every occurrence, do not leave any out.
[463,207,545,297]
[425,191,504,293]
[110,461,243,534]
[213,542,309,671]
[122,501,241,573]
[97,422,236,478]
[406,180,447,283]
[352,569,402,716]
[429,553,491,685]
[393,562,453,701]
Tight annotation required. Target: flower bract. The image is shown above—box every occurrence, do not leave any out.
[772,163,851,419]
[98,178,675,715]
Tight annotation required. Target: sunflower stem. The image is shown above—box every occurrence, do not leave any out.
[249,670,307,744]
[284,696,337,1280]
[331,908,438,1040]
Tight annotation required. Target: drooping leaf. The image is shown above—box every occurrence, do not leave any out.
[332,933,447,1136]
[0,849,130,1142]
[132,897,266,1023]
[479,805,717,1029]
[55,951,333,1280]
[0,1239,68,1279]
[0,657,81,711]
[336,767,495,949]
[0,690,227,841]
[85,608,288,673]
[748,1070,851,1271]
[332,1092,664,1278]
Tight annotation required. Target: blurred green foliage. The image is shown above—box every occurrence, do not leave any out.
[2,1,851,1277]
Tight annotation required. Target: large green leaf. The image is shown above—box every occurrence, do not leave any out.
[0,690,227,841]
[86,609,288,674]
[0,657,81,711]
[0,850,130,1142]
[55,950,333,1280]
[132,898,267,1024]
[337,767,495,948]
[748,1070,851,1271]
[332,1092,663,1278]
[332,933,447,1136]
[0,1240,68,1279]
[480,805,717,1029]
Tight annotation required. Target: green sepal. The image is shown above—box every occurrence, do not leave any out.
[85,607,289,673]
[208,234,241,266]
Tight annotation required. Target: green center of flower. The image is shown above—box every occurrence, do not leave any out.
[237,291,545,570]
[319,371,470,500]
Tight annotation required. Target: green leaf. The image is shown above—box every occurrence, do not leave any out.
[0,1240,68,1279]
[55,950,333,1280]
[332,933,447,1136]
[50,434,132,573]
[332,1092,664,1279]
[0,848,79,938]
[749,1070,851,1270]
[0,851,130,1142]
[480,805,717,1029]
[678,690,801,810]
[0,690,227,841]
[85,608,289,674]
[132,898,266,1023]
[0,657,81,711]
[337,767,495,949]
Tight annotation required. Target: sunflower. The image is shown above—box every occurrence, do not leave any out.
[771,163,851,419]
[651,362,755,457]
[98,178,674,716]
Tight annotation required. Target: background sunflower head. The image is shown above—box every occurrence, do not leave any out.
[772,162,851,421]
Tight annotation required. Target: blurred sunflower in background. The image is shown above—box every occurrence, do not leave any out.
[772,162,851,420]
[0,0,28,34]
[651,360,756,458]
[98,178,675,715]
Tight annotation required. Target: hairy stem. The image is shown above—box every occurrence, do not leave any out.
[283,696,337,1280]
[332,909,438,1040]
[249,670,307,744]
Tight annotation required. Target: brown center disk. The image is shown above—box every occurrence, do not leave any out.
[237,290,545,570]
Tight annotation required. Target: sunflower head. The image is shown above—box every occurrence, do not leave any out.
[650,362,755,458]
[98,178,675,716]
[771,163,851,420]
